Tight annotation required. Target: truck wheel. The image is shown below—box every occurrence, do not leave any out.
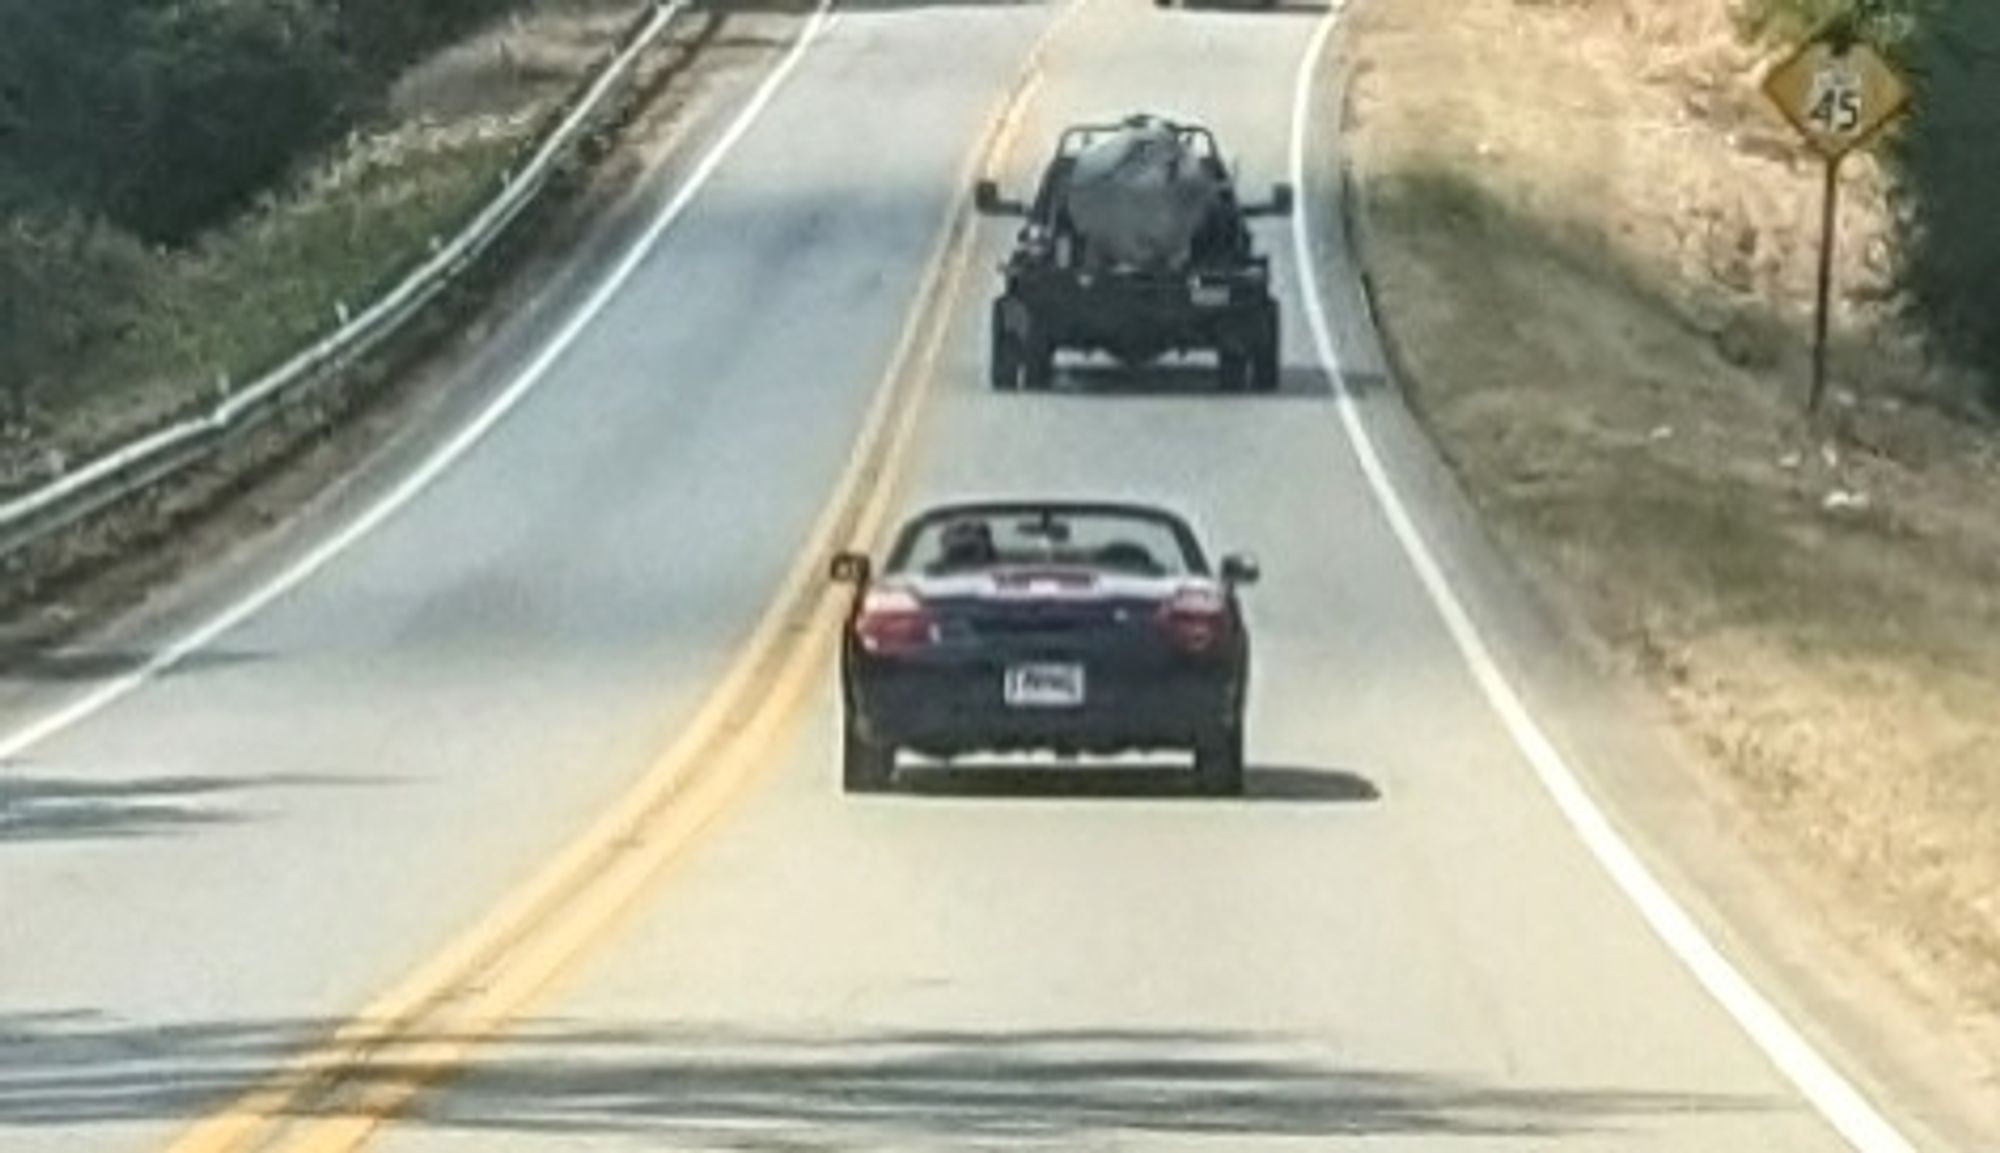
[1250,306,1281,393]
[1194,722,1245,797]
[843,715,896,793]
[990,300,1021,392]
[1021,321,1056,392]
[1216,347,1250,393]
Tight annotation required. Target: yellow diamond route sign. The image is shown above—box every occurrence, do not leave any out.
[1763,36,1912,161]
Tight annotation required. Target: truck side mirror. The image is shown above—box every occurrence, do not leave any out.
[1220,553,1261,586]
[1245,183,1294,218]
[974,179,1025,216]
[829,551,872,585]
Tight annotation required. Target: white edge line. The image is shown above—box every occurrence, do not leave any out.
[0,0,841,764]
[1287,8,1919,1153]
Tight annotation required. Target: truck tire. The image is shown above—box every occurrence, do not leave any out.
[843,715,895,793]
[1217,344,1251,393]
[1194,722,1245,797]
[1021,319,1056,392]
[990,299,1021,391]
[1250,305,1280,393]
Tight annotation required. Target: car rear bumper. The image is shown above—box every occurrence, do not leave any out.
[849,659,1240,757]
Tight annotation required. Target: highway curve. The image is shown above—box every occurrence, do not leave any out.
[0,1,1951,1152]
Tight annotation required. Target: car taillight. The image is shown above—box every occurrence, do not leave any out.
[855,586,936,656]
[1158,584,1231,653]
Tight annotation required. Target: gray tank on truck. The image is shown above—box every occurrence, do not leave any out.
[975,113,1293,392]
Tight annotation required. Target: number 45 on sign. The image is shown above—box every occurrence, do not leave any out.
[1762,36,1910,162]
[1811,62,1863,134]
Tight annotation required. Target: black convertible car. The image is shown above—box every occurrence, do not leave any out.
[830,501,1257,795]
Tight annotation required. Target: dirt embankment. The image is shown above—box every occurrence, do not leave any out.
[1341,0,2000,1122]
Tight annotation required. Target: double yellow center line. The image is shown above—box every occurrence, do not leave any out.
[163,3,1078,1150]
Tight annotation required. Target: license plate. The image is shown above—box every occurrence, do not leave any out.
[1191,282,1231,308]
[1004,663,1086,708]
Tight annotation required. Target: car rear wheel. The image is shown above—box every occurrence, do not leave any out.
[843,716,896,793]
[1194,723,1245,797]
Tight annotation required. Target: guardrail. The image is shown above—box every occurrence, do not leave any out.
[0,0,690,562]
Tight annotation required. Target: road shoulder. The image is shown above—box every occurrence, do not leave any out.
[1309,0,2000,1147]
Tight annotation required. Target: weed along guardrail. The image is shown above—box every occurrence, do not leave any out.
[0,0,690,563]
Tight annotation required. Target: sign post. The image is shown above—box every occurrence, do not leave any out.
[1760,25,1911,413]
[1812,158,1840,414]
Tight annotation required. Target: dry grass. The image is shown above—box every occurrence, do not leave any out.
[390,0,645,119]
[1346,0,2000,1063]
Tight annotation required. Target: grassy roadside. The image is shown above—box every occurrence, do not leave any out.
[0,0,649,493]
[1342,0,2000,1074]
[0,1,800,644]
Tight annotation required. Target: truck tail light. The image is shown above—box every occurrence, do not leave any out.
[855,586,937,656]
[1157,583,1231,653]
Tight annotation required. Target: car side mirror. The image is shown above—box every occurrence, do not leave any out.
[1245,183,1294,218]
[974,178,1025,216]
[829,551,871,585]
[1220,553,1261,586]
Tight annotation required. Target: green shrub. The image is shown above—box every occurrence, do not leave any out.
[0,0,130,220]
[113,2,359,245]
[335,0,535,78]
[0,0,357,245]
[0,214,150,416]
[1893,3,2000,405]
[0,0,546,417]
[0,0,535,246]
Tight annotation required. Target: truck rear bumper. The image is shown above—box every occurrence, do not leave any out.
[999,277,1273,360]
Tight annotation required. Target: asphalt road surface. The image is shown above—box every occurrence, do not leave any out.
[0,0,1941,1151]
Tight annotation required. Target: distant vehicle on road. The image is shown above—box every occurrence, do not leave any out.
[975,113,1293,392]
[830,500,1258,795]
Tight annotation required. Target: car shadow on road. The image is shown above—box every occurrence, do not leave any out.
[0,1014,1771,1139]
[886,762,1380,802]
[0,646,266,684]
[718,0,1033,10]
[1159,0,1330,13]
[1032,362,1336,399]
[0,772,396,846]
